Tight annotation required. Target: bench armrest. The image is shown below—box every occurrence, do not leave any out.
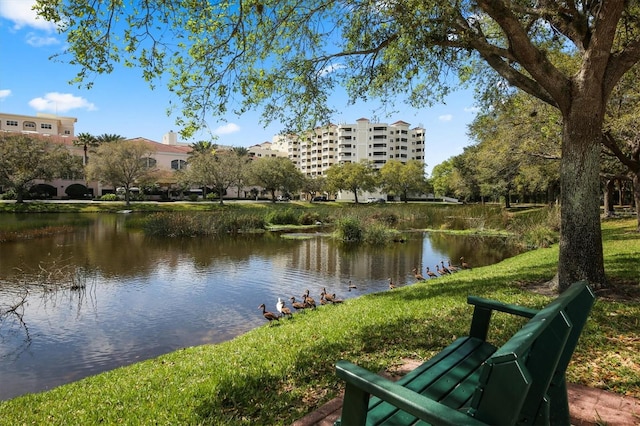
[467,296,539,318]
[335,360,486,426]
[467,296,539,340]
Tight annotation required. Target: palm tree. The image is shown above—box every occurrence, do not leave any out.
[74,132,98,166]
[189,140,217,158]
[231,146,249,157]
[95,134,125,143]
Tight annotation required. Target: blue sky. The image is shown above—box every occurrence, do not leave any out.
[0,1,478,175]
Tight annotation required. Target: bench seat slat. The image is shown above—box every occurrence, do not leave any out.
[367,337,496,425]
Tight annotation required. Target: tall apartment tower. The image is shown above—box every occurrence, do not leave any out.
[272,119,425,178]
[336,118,425,169]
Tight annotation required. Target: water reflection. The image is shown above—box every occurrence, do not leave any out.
[0,214,518,401]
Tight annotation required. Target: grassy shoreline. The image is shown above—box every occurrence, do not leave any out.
[0,216,638,425]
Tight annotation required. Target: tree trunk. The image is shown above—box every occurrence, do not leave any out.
[15,188,25,204]
[633,173,640,232]
[557,99,607,291]
[603,179,615,217]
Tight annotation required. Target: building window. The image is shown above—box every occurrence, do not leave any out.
[142,157,157,168]
[6,120,18,126]
[171,159,187,170]
[24,121,36,129]
[41,123,53,129]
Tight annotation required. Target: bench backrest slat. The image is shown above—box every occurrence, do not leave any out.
[469,303,572,425]
[541,281,595,380]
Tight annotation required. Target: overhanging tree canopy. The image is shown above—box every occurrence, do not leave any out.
[35,0,640,290]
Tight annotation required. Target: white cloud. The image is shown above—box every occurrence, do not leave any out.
[318,63,345,77]
[438,114,453,122]
[214,123,241,135]
[0,1,57,32]
[26,32,60,47]
[28,92,97,113]
[0,89,11,100]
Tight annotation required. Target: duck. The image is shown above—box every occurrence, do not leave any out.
[388,278,397,290]
[440,261,451,274]
[330,294,343,303]
[321,288,335,302]
[347,280,357,291]
[425,266,438,278]
[447,260,459,272]
[303,289,317,309]
[258,303,280,325]
[290,296,307,312]
[460,257,471,269]
[276,298,293,318]
[412,268,425,281]
[319,294,328,305]
[435,265,446,275]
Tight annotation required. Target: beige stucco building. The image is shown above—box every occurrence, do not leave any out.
[0,112,194,199]
[0,112,77,137]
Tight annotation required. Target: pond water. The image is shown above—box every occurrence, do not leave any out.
[0,213,518,401]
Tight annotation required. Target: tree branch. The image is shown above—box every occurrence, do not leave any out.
[602,131,640,172]
[476,0,571,110]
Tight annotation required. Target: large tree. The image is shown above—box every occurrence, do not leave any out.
[325,161,377,204]
[35,1,640,290]
[301,175,327,201]
[185,149,244,205]
[248,157,304,202]
[87,140,157,206]
[379,160,428,202]
[0,135,81,203]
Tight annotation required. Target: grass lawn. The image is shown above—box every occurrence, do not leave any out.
[0,218,638,425]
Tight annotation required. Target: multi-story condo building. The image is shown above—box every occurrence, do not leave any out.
[337,118,425,168]
[269,118,426,201]
[271,118,426,178]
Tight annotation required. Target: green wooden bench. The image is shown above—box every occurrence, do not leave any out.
[335,281,595,426]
